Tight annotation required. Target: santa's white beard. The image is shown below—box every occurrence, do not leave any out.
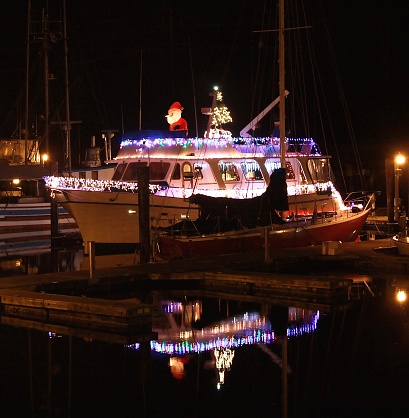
[166,110,181,125]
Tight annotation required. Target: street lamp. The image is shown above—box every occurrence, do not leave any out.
[394,153,406,222]
[42,153,49,167]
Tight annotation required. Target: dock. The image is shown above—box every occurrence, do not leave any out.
[0,237,407,341]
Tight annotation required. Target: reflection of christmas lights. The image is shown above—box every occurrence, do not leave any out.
[127,311,321,355]
[149,331,274,355]
[169,357,189,380]
[161,301,183,313]
[48,332,63,339]
[214,347,235,387]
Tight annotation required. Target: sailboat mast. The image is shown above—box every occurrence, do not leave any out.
[279,0,286,169]
[25,0,31,164]
[139,50,142,130]
[42,9,50,158]
[63,0,71,175]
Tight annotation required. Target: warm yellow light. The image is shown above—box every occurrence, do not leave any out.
[42,154,49,162]
[395,154,406,166]
[213,85,219,91]
[12,178,20,185]
[396,289,407,303]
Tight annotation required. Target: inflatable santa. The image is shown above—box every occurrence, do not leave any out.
[165,102,188,134]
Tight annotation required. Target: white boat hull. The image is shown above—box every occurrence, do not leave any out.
[392,235,409,256]
[53,186,345,247]
[53,189,200,245]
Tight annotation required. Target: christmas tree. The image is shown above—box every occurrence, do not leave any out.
[211,91,232,129]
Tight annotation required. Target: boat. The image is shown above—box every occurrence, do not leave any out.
[155,198,373,261]
[46,113,374,256]
[154,167,374,260]
[0,2,82,257]
[44,1,374,256]
[0,141,81,257]
[392,235,409,256]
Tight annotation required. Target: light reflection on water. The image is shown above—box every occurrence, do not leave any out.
[0,250,409,417]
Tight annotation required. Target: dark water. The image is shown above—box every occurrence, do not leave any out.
[1,251,409,418]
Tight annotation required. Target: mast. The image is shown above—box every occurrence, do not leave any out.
[279,0,286,169]
[139,50,142,130]
[43,9,50,157]
[25,0,31,164]
[279,4,289,417]
[63,0,71,175]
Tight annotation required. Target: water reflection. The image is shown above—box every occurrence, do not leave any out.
[0,251,409,417]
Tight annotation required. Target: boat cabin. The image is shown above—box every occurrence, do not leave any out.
[108,132,334,200]
[0,165,50,203]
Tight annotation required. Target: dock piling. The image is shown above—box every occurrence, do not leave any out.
[88,241,96,280]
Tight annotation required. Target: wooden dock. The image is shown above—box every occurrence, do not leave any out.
[0,238,406,339]
[0,288,156,343]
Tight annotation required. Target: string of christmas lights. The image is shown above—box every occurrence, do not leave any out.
[44,176,163,194]
[118,135,319,154]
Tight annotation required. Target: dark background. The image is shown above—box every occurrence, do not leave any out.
[1,1,408,205]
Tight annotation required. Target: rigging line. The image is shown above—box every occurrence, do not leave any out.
[319,1,367,191]
[188,36,198,138]
[75,33,110,130]
[300,2,348,191]
[251,0,275,123]
[220,0,247,88]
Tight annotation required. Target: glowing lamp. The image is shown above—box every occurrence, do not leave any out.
[395,153,406,166]
[394,153,406,222]
[396,289,407,303]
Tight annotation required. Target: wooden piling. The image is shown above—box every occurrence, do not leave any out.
[137,166,151,264]
[88,241,96,280]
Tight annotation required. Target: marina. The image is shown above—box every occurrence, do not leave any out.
[1,1,409,417]
[0,238,408,417]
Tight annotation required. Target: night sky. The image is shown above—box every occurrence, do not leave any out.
[1,1,408,202]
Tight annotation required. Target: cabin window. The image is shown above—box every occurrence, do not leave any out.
[91,171,98,180]
[149,162,170,180]
[171,163,181,180]
[265,159,295,180]
[112,163,128,180]
[240,161,263,181]
[79,171,86,179]
[182,162,194,179]
[193,164,203,180]
[219,162,240,181]
[307,158,332,183]
[122,162,147,181]
[182,162,194,188]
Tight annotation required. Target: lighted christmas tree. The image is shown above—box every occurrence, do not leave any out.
[212,91,232,129]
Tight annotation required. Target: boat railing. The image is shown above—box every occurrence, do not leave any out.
[343,191,378,212]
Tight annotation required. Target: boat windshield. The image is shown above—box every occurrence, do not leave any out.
[307,158,332,183]
[112,163,128,180]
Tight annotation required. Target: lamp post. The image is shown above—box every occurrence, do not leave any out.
[394,153,406,222]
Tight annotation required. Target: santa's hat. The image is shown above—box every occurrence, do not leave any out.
[169,102,183,111]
